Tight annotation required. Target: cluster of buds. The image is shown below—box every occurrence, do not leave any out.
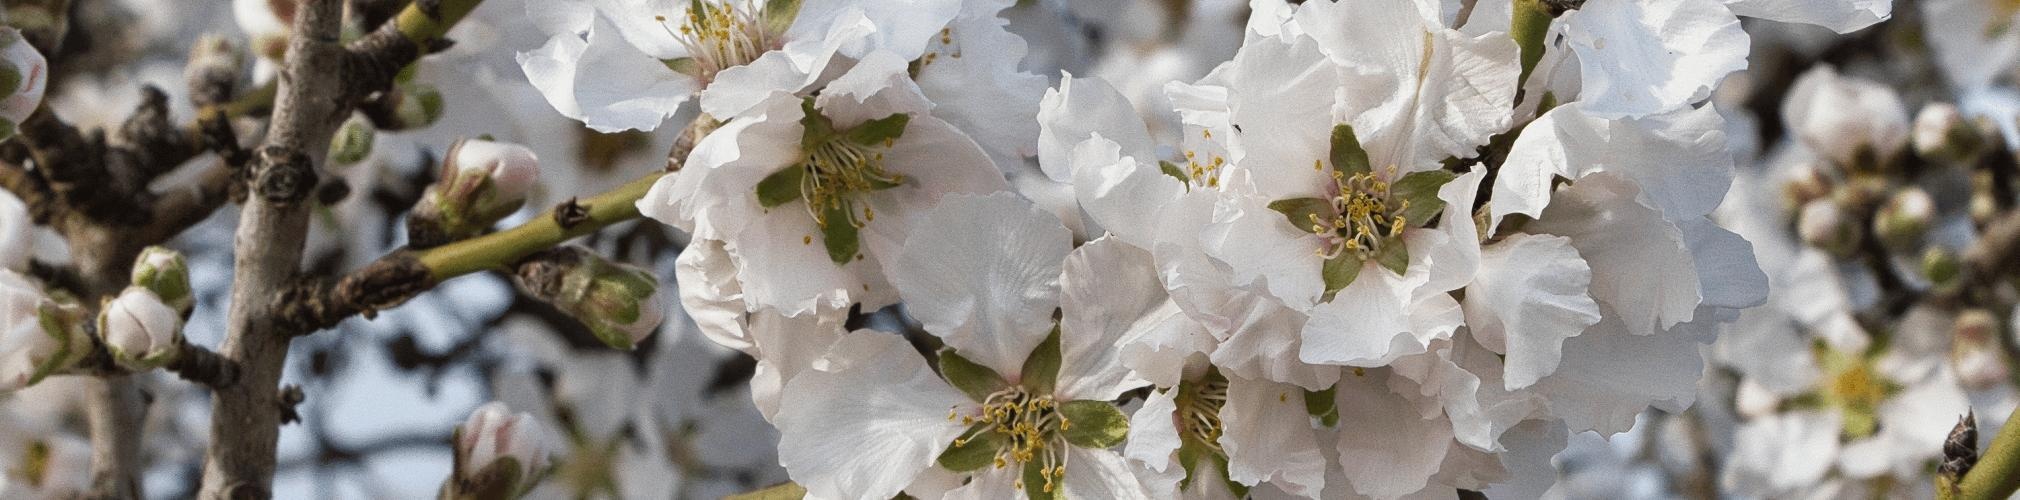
[445,402,548,500]
[0,26,46,142]
[0,270,89,392]
[407,139,541,248]
[513,246,663,350]
[98,247,193,371]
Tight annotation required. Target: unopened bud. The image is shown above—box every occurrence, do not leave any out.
[0,28,46,142]
[1951,309,2007,389]
[1784,66,1909,172]
[1914,103,1986,164]
[450,402,547,499]
[1780,162,1834,212]
[514,247,663,350]
[1924,246,1960,287]
[130,246,193,315]
[1872,187,1934,252]
[393,84,445,129]
[328,114,376,167]
[1798,198,1860,257]
[98,287,183,371]
[0,270,89,392]
[184,35,246,108]
[407,139,540,247]
[1,189,29,272]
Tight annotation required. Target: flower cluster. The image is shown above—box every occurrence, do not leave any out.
[491,0,1899,496]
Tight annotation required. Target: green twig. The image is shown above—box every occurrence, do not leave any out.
[418,174,662,281]
[1950,406,2020,500]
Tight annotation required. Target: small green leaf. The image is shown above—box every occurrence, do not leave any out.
[1390,169,1457,228]
[662,57,700,77]
[936,425,1000,472]
[799,98,835,149]
[1023,459,1058,500]
[1059,400,1130,449]
[939,348,1008,402]
[1321,252,1363,297]
[761,0,803,35]
[1267,197,1334,235]
[1329,124,1373,176]
[1376,239,1410,276]
[755,166,806,208]
[1304,385,1340,427]
[1158,160,1192,187]
[843,113,909,145]
[1019,325,1062,393]
[818,203,859,265]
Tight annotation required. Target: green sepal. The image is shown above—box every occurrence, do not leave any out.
[1304,385,1340,427]
[1023,459,1058,500]
[818,203,860,265]
[939,348,1009,402]
[1321,252,1363,298]
[452,456,524,500]
[1267,197,1334,235]
[1059,400,1129,449]
[935,425,1000,472]
[843,113,909,145]
[0,64,21,97]
[761,0,803,35]
[1158,160,1192,187]
[1376,238,1410,276]
[754,166,807,208]
[1390,169,1457,228]
[662,57,700,77]
[1019,325,1062,393]
[1329,124,1373,176]
[799,98,836,149]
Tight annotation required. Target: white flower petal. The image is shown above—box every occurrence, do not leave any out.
[1563,0,1748,118]
[1056,237,1159,401]
[1300,264,1421,367]
[890,192,1069,377]
[1219,375,1326,497]
[776,332,974,500]
[1037,73,1155,181]
[1495,104,1737,227]
[1719,410,1841,497]
[1463,234,1600,389]
[915,0,1049,171]
[1224,32,1335,200]
[1679,217,1769,310]
[1334,369,1454,498]
[1529,173,1702,336]
[1531,312,1706,435]
[1201,193,1326,311]
[1072,136,1186,250]
[672,238,750,352]
[0,190,29,271]
[1060,447,1153,499]
[517,17,697,133]
[1123,387,1183,474]
[746,312,848,421]
[813,50,935,128]
[1724,0,1889,33]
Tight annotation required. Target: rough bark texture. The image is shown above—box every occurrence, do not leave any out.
[198,1,346,497]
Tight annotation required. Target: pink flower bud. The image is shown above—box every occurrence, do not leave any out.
[456,402,547,486]
[99,287,183,370]
[0,27,46,142]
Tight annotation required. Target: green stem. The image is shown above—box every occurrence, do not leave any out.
[393,0,486,44]
[1953,405,2020,500]
[418,173,663,281]
[1510,0,1552,89]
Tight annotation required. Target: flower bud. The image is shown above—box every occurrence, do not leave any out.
[1924,246,1960,287]
[391,84,445,129]
[450,402,547,499]
[1872,187,1933,252]
[98,287,184,371]
[1913,103,1986,164]
[1783,65,1909,172]
[130,246,193,316]
[328,114,376,167]
[407,139,540,247]
[1780,162,1833,212]
[0,27,47,142]
[184,35,246,108]
[1797,198,1860,257]
[1950,309,2007,389]
[514,247,663,350]
[1,188,30,272]
[0,270,89,392]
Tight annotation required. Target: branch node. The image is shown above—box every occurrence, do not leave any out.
[251,146,316,206]
[276,385,306,426]
[553,198,589,229]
